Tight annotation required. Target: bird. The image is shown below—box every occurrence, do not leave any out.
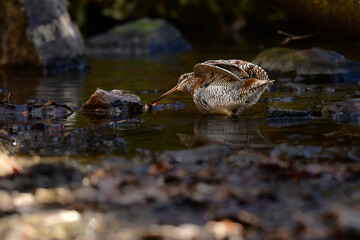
[151,59,274,116]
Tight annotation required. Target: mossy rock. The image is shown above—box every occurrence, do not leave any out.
[112,18,161,33]
[253,47,360,82]
[86,18,191,56]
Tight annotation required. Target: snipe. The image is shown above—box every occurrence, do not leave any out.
[152,59,274,116]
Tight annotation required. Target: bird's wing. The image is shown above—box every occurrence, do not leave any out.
[202,59,269,80]
[194,63,247,86]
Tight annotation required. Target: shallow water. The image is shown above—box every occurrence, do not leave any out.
[0,40,359,161]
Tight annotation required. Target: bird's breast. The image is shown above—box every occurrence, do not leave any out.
[193,83,244,114]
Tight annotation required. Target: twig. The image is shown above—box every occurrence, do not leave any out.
[2,92,11,103]
[277,30,317,45]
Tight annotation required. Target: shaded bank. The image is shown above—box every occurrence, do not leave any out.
[262,0,360,39]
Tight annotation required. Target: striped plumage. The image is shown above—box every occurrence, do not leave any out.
[152,59,274,116]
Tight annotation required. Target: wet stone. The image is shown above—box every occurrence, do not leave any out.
[277,82,317,93]
[263,96,295,103]
[82,88,143,116]
[107,118,144,130]
[267,106,315,119]
[0,126,127,156]
[145,101,185,111]
[0,99,73,121]
[321,98,360,123]
[253,47,360,82]
[0,102,16,116]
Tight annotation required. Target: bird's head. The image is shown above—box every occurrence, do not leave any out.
[177,72,196,93]
[151,72,196,104]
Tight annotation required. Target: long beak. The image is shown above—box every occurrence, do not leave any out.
[151,85,178,104]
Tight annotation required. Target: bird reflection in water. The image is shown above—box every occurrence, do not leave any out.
[178,116,268,150]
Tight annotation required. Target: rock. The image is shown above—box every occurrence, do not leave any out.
[0,153,21,177]
[253,47,360,82]
[0,0,88,75]
[30,99,74,119]
[347,146,360,162]
[321,98,360,123]
[328,205,360,237]
[205,220,243,239]
[323,87,336,93]
[144,101,185,111]
[161,145,231,164]
[278,82,316,93]
[82,89,143,116]
[237,210,260,227]
[0,210,84,239]
[87,18,191,56]
[0,190,14,212]
[0,99,73,121]
[43,210,81,225]
[270,143,345,161]
[13,193,38,213]
[226,151,268,169]
[0,126,127,156]
[35,188,73,205]
[263,96,295,103]
[293,212,328,239]
[28,163,82,188]
[267,106,314,119]
[107,118,144,130]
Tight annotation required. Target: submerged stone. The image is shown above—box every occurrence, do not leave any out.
[86,18,192,56]
[321,98,360,123]
[267,106,314,119]
[253,47,360,83]
[0,125,127,156]
[144,101,185,111]
[263,96,295,103]
[266,106,317,127]
[0,99,73,120]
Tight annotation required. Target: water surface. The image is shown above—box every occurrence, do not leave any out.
[0,40,359,161]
